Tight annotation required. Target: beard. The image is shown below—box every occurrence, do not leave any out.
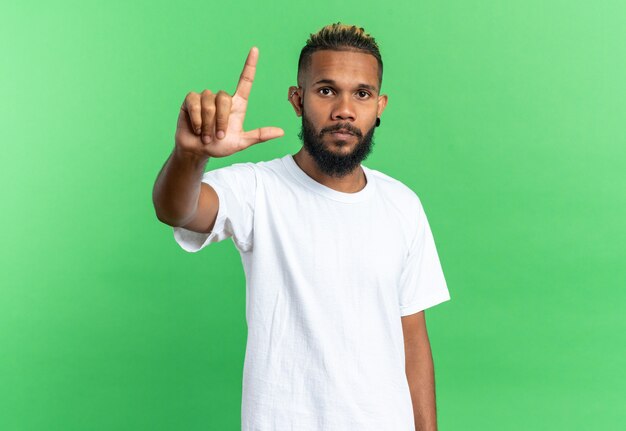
[298,110,376,178]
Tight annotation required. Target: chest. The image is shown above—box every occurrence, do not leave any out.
[257,191,409,287]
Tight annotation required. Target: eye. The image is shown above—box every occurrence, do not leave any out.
[318,87,334,96]
[357,90,371,99]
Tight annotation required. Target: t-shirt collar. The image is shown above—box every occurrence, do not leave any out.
[282,153,375,203]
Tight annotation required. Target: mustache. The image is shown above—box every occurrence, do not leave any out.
[320,123,362,137]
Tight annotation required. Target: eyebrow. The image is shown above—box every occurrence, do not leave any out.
[312,79,378,93]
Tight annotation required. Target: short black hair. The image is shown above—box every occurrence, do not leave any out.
[297,23,383,88]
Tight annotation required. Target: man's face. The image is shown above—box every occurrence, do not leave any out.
[293,50,387,177]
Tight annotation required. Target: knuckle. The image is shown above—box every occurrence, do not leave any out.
[201,89,213,96]
[239,73,253,83]
[217,93,232,106]
[201,103,215,114]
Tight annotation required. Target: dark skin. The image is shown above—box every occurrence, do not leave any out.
[287,49,387,193]
[402,310,438,431]
[152,46,438,431]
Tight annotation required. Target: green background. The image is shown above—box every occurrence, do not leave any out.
[2,0,624,429]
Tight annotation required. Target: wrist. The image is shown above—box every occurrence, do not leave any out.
[172,145,210,168]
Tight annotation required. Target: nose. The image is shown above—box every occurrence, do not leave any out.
[331,94,356,122]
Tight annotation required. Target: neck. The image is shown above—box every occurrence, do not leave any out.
[292,147,367,193]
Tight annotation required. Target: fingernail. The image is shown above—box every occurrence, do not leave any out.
[202,135,211,144]
[216,131,225,139]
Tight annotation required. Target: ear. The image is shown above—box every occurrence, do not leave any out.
[377,93,388,118]
[288,85,303,117]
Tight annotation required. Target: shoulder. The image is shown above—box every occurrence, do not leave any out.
[201,160,256,181]
[365,165,424,213]
[248,155,287,173]
[241,155,293,186]
[365,166,429,249]
[201,155,285,179]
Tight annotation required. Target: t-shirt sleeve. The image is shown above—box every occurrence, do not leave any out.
[398,200,450,316]
[172,162,256,253]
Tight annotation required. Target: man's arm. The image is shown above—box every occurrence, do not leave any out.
[152,47,283,233]
[401,311,438,431]
[152,148,219,233]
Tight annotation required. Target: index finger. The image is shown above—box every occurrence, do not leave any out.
[234,47,258,101]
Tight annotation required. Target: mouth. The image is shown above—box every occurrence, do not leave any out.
[330,129,356,138]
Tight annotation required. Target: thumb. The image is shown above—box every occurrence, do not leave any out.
[241,127,285,148]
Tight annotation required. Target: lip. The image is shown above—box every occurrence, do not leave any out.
[330,129,354,136]
[330,129,354,139]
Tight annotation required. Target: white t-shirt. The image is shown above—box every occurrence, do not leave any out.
[173,154,450,431]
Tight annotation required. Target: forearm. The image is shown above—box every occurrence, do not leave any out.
[405,339,437,431]
[152,147,209,226]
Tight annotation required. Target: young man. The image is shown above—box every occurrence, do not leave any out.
[153,23,450,431]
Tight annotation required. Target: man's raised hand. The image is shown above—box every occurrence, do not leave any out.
[175,47,284,159]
